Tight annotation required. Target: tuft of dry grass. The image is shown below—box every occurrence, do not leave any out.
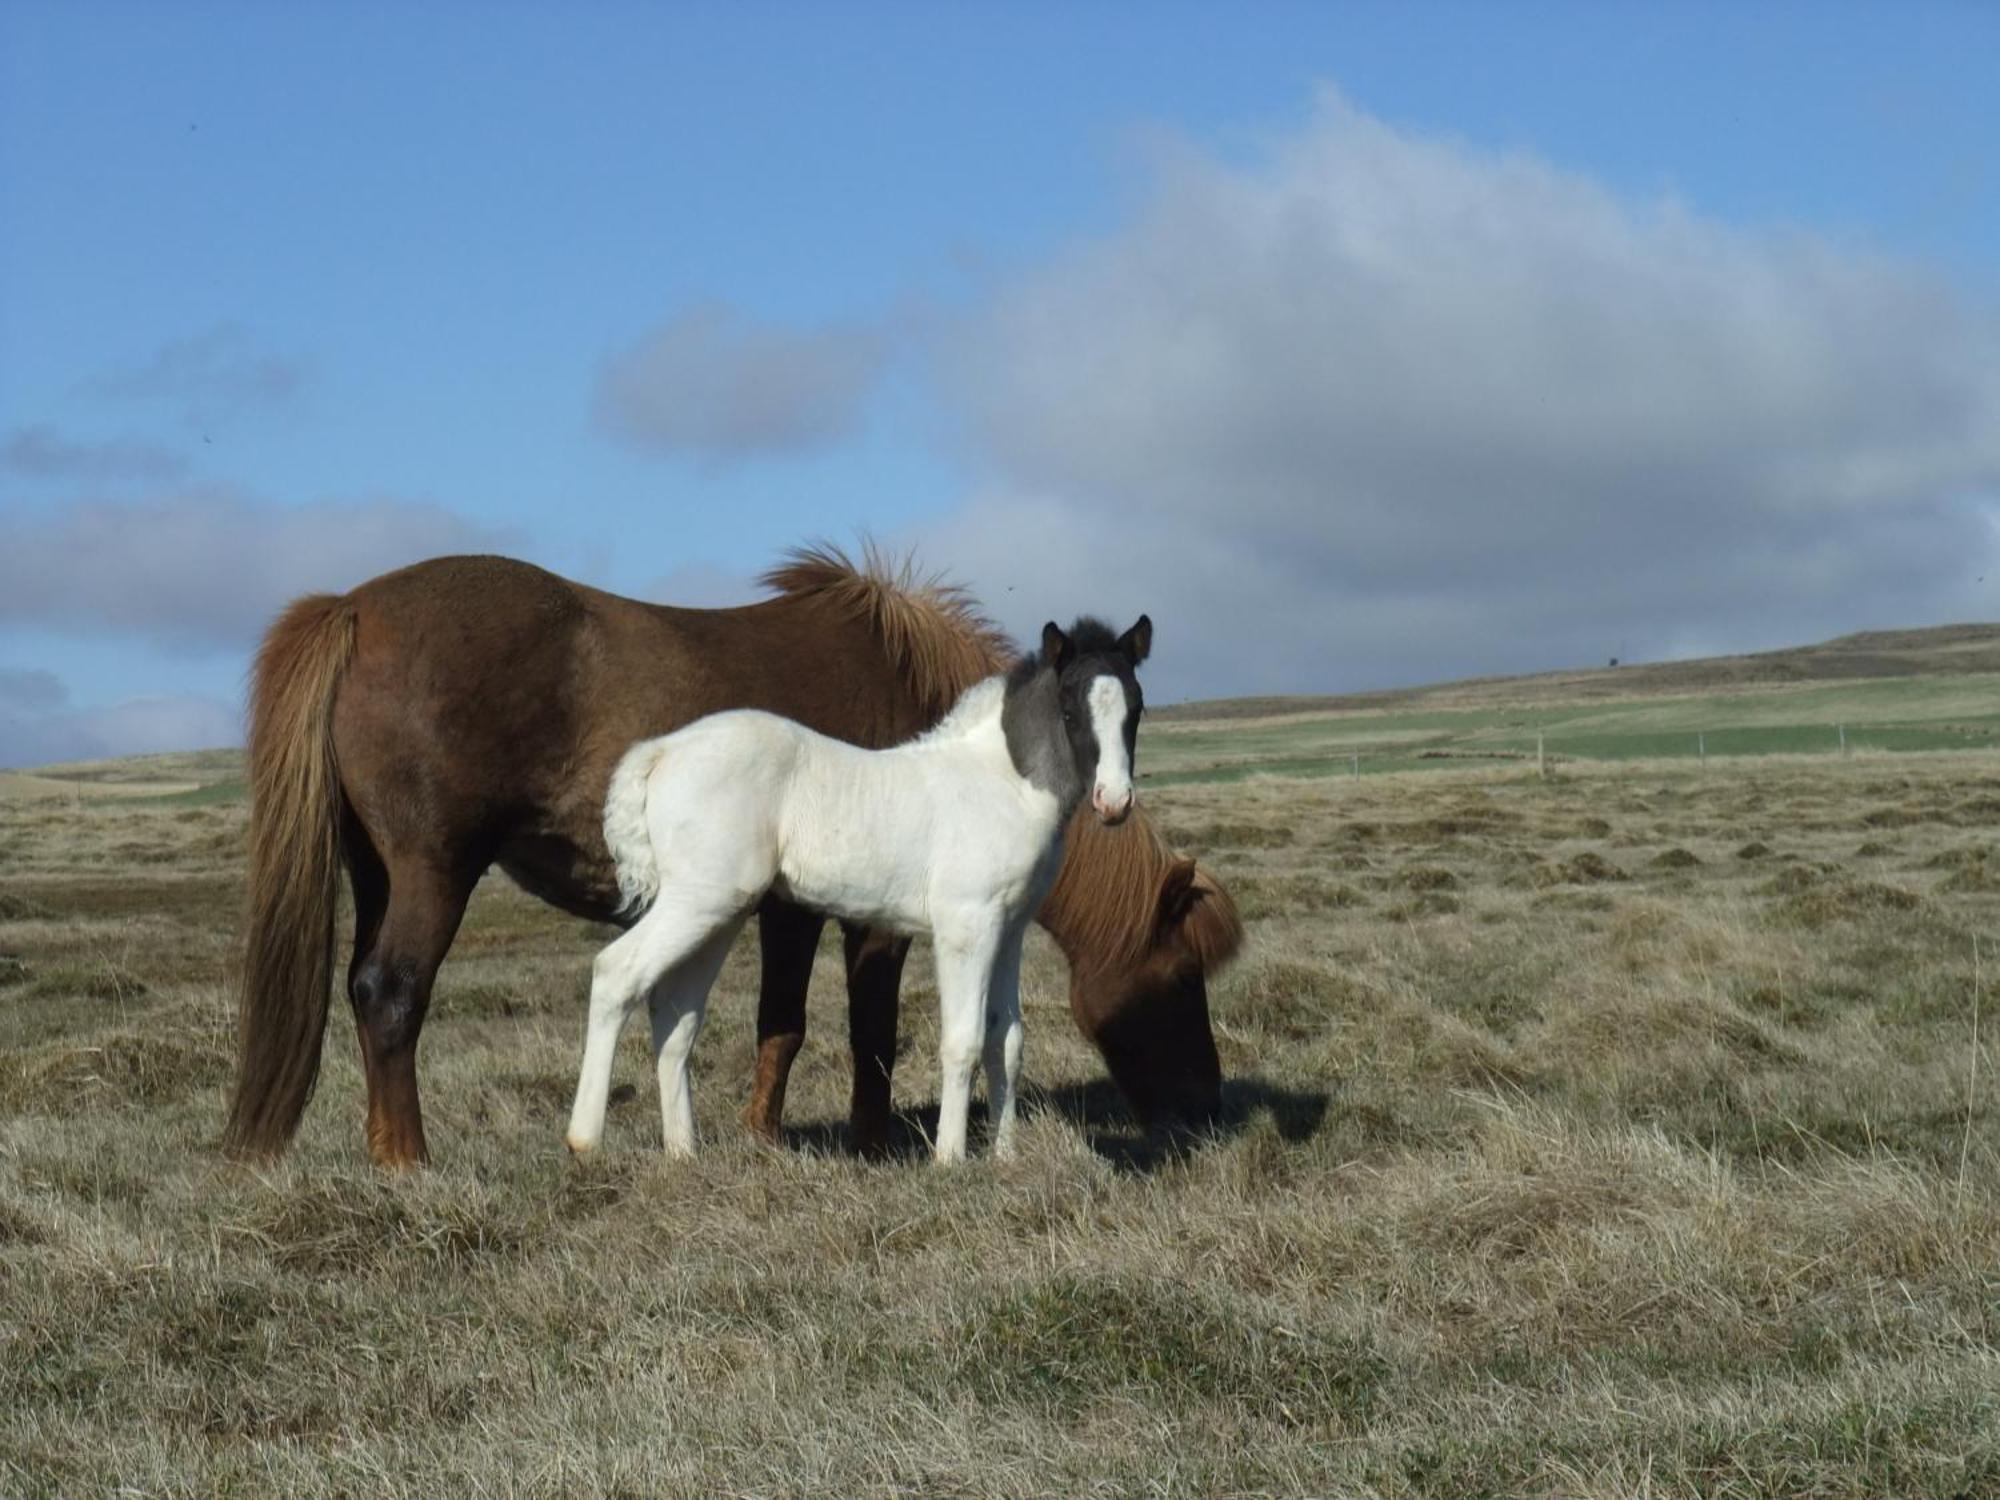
[6,753,2000,1495]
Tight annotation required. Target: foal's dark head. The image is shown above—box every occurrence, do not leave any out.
[1003,614,1151,823]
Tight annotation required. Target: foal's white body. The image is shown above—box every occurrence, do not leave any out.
[565,671,1131,1163]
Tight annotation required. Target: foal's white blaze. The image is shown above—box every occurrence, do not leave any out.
[1088,673,1134,824]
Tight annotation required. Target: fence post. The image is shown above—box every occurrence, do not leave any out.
[1351,752,1359,780]
[1537,729,1545,779]
[1698,731,1706,767]
[1838,723,1847,757]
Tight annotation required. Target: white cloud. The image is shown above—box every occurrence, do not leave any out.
[594,303,891,462]
[85,323,309,431]
[921,90,2000,696]
[0,488,509,649]
[0,688,241,769]
[1,424,189,484]
[0,668,67,712]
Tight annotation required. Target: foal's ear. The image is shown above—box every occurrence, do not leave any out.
[1041,620,1072,670]
[1158,855,1200,926]
[1117,614,1153,665]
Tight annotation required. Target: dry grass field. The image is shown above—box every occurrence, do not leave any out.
[6,737,2000,1494]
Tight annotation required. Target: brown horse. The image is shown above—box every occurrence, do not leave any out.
[223,548,1242,1167]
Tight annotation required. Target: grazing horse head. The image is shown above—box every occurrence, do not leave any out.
[1004,614,1151,825]
[1041,807,1244,1129]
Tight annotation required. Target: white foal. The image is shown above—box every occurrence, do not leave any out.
[563,615,1152,1164]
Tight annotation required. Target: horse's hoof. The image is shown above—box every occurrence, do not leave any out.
[849,1117,892,1160]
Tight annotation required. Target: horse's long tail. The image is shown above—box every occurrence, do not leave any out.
[222,593,356,1160]
[603,736,673,920]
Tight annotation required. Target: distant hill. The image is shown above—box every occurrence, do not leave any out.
[0,748,246,802]
[21,748,248,785]
[1155,623,2000,723]
[12,623,2000,792]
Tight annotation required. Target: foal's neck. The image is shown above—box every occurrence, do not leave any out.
[999,668,1084,813]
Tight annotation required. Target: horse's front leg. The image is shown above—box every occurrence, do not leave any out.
[930,918,999,1164]
[744,897,825,1144]
[981,924,1027,1161]
[844,923,911,1158]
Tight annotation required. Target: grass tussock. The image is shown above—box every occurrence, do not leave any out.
[5,753,2000,1495]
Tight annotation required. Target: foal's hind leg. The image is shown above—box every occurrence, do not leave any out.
[980,927,1027,1161]
[649,916,748,1157]
[565,891,745,1155]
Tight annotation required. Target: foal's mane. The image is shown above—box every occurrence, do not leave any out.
[1041,803,1245,974]
[761,541,1014,720]
[1006,614,1124,691]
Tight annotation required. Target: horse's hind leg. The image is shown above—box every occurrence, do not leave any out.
[980,928,1026,1161]
[649,916,748,1157]
[565,891,743,1155]
[844,923,910,1158]
[744,897,825,1144]
[345,843,474,1169]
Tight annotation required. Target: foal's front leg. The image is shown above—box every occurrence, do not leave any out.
[981,926,1027,1161]
[930,919,1000,1164]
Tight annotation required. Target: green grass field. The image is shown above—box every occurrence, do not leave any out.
[1144,674,2000,784]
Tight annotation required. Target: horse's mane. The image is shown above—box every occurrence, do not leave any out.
[760,541,1015,720]
[1040,801,1245,973]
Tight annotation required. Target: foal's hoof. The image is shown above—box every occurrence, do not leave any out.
[563,1133,598,1158]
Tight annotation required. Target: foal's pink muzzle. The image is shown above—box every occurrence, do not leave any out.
[1093,784,1133,825]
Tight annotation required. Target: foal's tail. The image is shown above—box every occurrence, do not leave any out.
[222,593,356,1161]
[603,736,672,920]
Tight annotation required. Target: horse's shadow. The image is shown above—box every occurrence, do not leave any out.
[779,1073,1331,1174]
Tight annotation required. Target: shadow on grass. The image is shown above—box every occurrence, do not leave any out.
[779,1073,1331,1174]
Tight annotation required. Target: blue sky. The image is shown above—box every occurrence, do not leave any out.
[3,0,1998,764]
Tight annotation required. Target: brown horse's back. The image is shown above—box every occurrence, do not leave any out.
[331,555,932,920]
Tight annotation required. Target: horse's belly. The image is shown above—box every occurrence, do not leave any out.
[497,834,627,923]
